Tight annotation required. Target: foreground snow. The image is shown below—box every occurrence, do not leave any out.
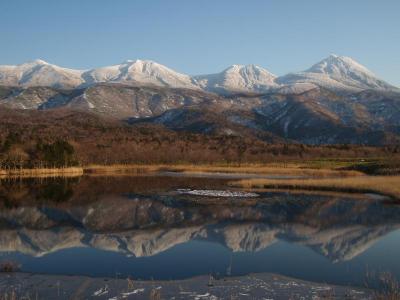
[0,272,372,300]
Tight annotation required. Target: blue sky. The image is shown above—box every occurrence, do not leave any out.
[0,0,399,85]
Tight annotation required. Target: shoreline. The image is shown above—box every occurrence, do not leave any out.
[1,162,364,177]
[0,272,372,299]
[1,164,398,201]
[231,176,400,201]
[0,167,84,178]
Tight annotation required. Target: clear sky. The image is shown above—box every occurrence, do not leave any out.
[0,0,399,86]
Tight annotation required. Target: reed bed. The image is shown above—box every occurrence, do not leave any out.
[0,167,83,178]
[231,176,400,200]
[84,163,363,177]
[84,164,163,174]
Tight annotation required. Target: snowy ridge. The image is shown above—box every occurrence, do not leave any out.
[82,59,199,89]
[0,55,397,93]
[277,54,397,92]
[0,60,84,88]
[194,64,278,93]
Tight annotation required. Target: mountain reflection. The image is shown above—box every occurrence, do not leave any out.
[0,176,399,263]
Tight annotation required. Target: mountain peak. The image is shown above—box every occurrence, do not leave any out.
[307,55,375,77]
[26,59,49,66]
[195,64,277,93]
[82,58,197,89]
[35,59,48,64]
[224,64,273,74]
[0,59,84,88]
[277,54,395,92]
[0,56,396,92]
[123,59,155,65]
[329,53,339,58]
[225,64,245,70]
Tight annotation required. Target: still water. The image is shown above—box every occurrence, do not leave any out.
[0,174,399,286]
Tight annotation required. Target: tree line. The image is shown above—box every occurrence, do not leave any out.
[0,133,78,169]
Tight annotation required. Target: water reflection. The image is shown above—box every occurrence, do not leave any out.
[0,176,399,285]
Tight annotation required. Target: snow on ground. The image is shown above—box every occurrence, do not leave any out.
[177,189,259,197]
[0,272,372,300]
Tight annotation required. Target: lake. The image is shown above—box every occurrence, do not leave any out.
[0,174,399,287]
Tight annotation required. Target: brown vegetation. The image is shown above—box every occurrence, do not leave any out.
[84,163,363,177]
[231,176,400,200]
[0,167,83,178]
[0,108,399,168]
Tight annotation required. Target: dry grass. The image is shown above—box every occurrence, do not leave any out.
[0,167,83,178]
[0,162,367,179]
[84,164,163,174]
[231,176,400,200]
[84,163,362,177]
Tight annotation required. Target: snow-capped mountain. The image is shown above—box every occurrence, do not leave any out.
[277,54,396,92]
[0,55,397,93]
[0,59,199,90]
[82,59,199,89]
[194,64,278,94]
[0,59,84,88]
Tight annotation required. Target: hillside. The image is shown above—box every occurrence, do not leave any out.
[1,83,400,145]
[0,108,397,168]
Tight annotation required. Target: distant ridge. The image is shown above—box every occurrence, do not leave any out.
[1,55,400,145]
[0,55,397,93]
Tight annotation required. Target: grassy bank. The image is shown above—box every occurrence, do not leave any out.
[0,167,84,178]
[84,164,163,174]
[84,163,363,177]
[275,158,400,175]
[231,176,400,200]
[0,160,392,180]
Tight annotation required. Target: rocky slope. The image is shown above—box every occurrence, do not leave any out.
[1,83,400,145]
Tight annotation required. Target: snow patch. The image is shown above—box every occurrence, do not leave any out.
[177,189,259,197]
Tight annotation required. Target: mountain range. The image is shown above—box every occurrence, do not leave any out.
[1,55,400,145]
[0,54,398,93]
